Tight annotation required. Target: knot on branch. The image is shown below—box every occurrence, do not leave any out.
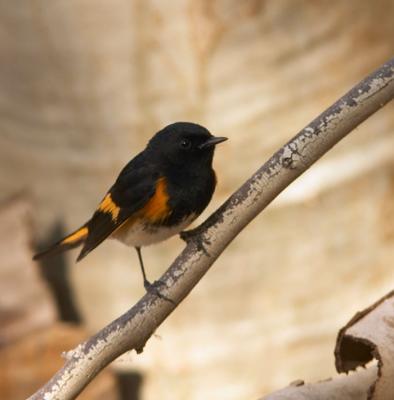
[280,143,303,170]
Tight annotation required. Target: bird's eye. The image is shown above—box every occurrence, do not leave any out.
[179,138,192,150]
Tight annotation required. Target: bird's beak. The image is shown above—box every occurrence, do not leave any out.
[199,136,228,149]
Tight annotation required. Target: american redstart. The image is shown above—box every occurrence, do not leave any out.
[34,122,227,294]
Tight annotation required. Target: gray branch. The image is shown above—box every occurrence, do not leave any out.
[260,365,378,400]
[28,58,394,400]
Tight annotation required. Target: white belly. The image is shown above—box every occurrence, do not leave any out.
[112,215,196,248]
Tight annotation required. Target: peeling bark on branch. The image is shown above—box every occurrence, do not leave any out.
[28,58,394,400]
[260,366,378,400]
[335,290,394,399]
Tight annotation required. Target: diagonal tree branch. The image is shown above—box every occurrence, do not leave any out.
[29,57,394,400]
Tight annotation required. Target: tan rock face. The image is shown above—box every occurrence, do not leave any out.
[0,1,393,399]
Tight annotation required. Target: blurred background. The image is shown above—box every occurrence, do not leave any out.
[0,1,393,399]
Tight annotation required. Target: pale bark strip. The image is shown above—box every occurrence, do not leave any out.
[335,290,394,400]
[29,58,394,400]
[260,366,378,400]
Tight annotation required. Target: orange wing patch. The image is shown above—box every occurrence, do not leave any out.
[98,193,120,222]
[140,177,171,223]
[61,226,89,244]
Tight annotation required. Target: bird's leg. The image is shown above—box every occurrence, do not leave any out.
[135,246,151,289]
[134,247,174,304]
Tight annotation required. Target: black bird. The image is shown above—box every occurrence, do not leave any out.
[34,122,227,293]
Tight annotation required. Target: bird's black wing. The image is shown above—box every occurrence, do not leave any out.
[77,154,159,260]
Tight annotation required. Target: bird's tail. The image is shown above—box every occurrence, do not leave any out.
[33,224,89,261]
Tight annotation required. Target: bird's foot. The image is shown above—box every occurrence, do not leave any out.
[179,229,195,242]
[180,229,211,257]
[144,279,175,304]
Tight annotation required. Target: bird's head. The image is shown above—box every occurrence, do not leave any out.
[147,122,227,167]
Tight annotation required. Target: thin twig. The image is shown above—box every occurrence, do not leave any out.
[29,58,394,400]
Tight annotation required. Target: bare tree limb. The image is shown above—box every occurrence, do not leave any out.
[29,58,394,400]
[259,365,378,400]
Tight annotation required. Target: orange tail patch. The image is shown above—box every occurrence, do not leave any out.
[33,225,89,260]
[61,226,89,244]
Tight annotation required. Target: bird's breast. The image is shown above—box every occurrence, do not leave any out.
[164,168,216,226]
[112,214,196,247]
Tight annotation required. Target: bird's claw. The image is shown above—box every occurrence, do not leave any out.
[180,229,195,242]
[144,279,175,304]
[180,230,211,257]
